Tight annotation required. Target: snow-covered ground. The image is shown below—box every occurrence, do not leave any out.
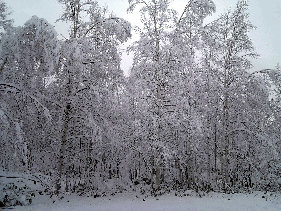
[12,191,281,211]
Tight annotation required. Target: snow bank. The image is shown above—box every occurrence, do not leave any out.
[0,171,49,208]
[13,191,281,211]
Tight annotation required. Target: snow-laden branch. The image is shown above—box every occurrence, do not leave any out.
[0,82,62,107]
[248,69,277,78]
[0,174,49,188]
[177,0,192,25]
[0,82,60,121]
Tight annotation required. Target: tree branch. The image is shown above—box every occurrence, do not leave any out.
[177,0,192,25]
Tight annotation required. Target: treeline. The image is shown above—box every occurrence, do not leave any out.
[0,0,280,196]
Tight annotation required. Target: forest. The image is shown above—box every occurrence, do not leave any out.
[0,0,280,209]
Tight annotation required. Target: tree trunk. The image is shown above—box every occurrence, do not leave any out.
[0,58,7,74]
[56,68,72,194]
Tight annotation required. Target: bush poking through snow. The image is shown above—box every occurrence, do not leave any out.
[0,182,32,207]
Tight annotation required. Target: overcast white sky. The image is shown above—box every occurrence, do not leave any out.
[5,0,281,76]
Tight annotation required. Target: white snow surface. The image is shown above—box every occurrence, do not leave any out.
[13,191,281,211]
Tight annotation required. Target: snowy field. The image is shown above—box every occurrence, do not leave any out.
[1,172,281,211]
[11,191,281,211]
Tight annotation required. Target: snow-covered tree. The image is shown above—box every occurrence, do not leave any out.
[1,0,280,199]
[54,0,131,193]
[0,16,59,173]
[0,0,12,73]
[127,0,216,193]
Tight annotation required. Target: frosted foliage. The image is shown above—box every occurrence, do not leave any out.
[0,0,280,207]
[105,18,131,43]
[190,0,216,16]
[22,16,60,72]
[0,0,12,33]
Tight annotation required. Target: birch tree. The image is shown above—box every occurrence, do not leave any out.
[55,0,131,193]
[201,0,275,191]
[0,16,59,173]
